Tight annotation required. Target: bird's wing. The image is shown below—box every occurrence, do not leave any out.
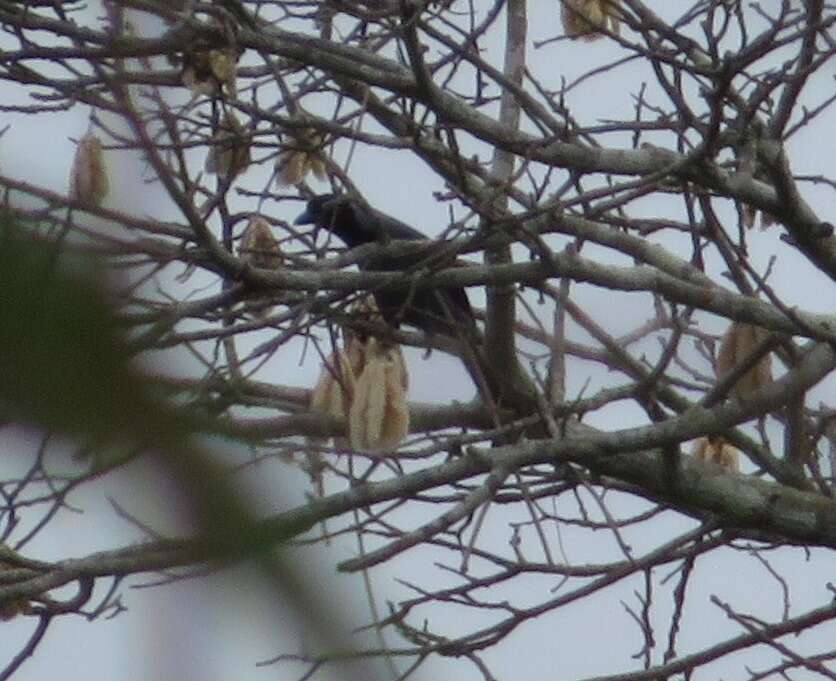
[367,206,427,241]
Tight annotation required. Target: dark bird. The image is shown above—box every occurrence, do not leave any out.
[295,194,477,340]
[295,194,542,413]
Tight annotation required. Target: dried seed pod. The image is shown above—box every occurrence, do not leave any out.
[760,212,778,229]
[181,48,239,97]
[342,295,385,345]
[181,51,214,95]
[692,436,740,473]
[275,128,327,186]
[208,48,238,97]
[309,338,371,447]
[349,338,410,453]
[68,133,109,207]
[742,204,757,230]
[237,216,283,318]
[344,335,371,377]
[742,204,779,230]
[310,350,357,422]
[561,0,620,41]
[347,295,382,322]
[238,216,282,269]
[306,349,357,502]
[205,113,251,179]
[716,322,772,398]
[275,150,307,187]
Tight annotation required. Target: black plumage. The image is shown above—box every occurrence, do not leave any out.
[295,194,476,340]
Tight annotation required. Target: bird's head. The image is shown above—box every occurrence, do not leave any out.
[294,194,379,247]
[293,194,339,228]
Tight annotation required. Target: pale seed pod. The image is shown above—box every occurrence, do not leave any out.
[345,335,371,377]
[68,133,109,207]
[742,204,757,230]
[275,128,328,186]
[692,436,740,473]
[335,338,370,448]
[275,150,307,187]
[349,338,410,453]
[237,216,283,318]
[238,216,282,269]
[347,295,382,322]
[205,113,251,179]
[181,51,215,96]
[760,212,778,229]
[742,204,779,230]
[181,48,239,97]
[308,156,328,182]
[208,48,238,97]
[307,339,371,452]
[716,322,772,398]
[561,0,620,41]
[306,350,356,503]
[310,349,357,422]
[342,295,385,345]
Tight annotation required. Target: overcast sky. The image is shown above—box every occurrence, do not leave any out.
[1,1,835,680]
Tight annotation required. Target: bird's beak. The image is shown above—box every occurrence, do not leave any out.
[294,207,313,226]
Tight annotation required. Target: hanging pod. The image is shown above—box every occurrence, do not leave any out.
[716,322,773,399]
[561,0,621,41]
[692,436,740,473]
[275,127,327,186]
[205,113,251,180]
[310,349,358,423]
[349,338,410,453]
[68,133,109,207]
[238,216,283,270]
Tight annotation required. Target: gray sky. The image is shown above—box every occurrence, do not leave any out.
[1,1,835,680]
